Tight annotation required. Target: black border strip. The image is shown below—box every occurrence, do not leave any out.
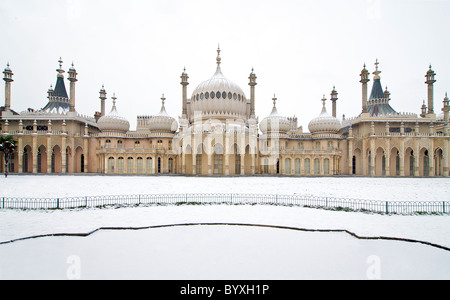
[1,223,449,252]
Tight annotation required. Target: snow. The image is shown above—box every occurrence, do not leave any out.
[0,175,449,201]
[0,175,449,280]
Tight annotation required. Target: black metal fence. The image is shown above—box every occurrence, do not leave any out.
[1,193,449,215]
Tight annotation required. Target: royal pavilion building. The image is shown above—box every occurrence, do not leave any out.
[1,49,449,177]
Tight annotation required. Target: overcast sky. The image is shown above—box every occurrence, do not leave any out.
[1,0,449,130]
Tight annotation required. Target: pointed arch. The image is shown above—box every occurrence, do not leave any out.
[419,147,430,176]
[435,148,444,176]
[37,145,47,173]
[375,147,386,176]
[390,147,400,176]
[52,145,62,173]
[404,147,415,176]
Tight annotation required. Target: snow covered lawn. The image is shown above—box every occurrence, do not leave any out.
[0,175,449,280]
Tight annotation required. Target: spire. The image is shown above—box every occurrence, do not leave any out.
[373,59,381,80]
[216,45,221,66]
[112,93,117,108]
[270,94,279,115]
[56,57,65,77]
[321,95,327,114]
[161,93,166,107]
[158,93,169,116]
[214,46,223,76]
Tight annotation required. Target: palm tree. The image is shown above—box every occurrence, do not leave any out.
[0,135,17,178]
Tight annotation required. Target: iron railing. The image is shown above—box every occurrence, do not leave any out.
[1,193,448,215]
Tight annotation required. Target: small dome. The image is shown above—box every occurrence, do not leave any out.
[259,96,290,134]
[148,95,178,134]
[308,97,341,134]
[97,96,130,134]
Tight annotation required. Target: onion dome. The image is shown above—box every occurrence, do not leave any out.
[97,94,130,133]
[308,96,341,134]
[190,47,248,120]
[148,94,178,134]
[259,95,290,134]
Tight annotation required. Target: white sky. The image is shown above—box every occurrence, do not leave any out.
[1,0,450,130]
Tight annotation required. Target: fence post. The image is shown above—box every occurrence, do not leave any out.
[444,202,446,214]
[2,197,4,209]
[57,198,59,209]
[386,201,389,214]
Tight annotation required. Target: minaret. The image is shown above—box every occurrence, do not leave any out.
[67,62,78,113]
[425,65,436,115]
[330,86,338,118]
[180,67,189,117]
[384,86,391,101]
[360,63,370,114]
[47,84,54,99]
[99,85,107,116]
[249,67,257,117]
[3,63,14,111]
[420,100,427,118]
[443,92,450,123]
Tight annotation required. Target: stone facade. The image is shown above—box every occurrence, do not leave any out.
[1,51,449,177]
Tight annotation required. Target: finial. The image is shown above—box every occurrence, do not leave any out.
[373,59,382,79]
[56,57,65,76]
[272,94,277,108]
[216,45,221,66]
[112,93,117,106]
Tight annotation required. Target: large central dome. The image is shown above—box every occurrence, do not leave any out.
[190,48,248,121]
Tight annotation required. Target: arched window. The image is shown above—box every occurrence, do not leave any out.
[108,157,115,173]
[314,158,320,175]
[295,158,301,174]
[117,140,123,148]
[285,158,291,174]
[157,140,163,149]
[304,158,310,175]
[324,158,330,175]
[105,140,111,148]
[137,157,143,173]
[118,157,124,173]
[127,157,134,173]
[168,158,174,173]
[134,141,141,149]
